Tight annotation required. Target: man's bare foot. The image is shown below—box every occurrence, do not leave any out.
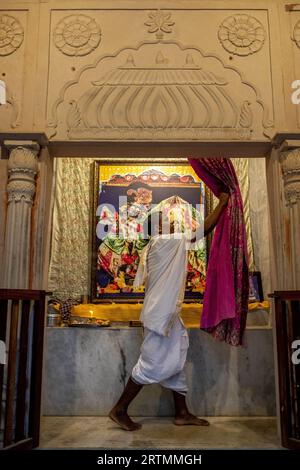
[174,413,209,426]
[109,407,142,431]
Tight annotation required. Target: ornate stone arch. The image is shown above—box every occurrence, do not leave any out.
[48,39,273,141]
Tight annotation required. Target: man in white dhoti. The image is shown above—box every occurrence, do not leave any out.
[109,193,229,431]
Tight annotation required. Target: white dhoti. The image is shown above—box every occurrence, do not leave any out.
[131,316,189,394]
[131,227,203,395]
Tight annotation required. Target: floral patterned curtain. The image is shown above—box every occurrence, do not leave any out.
[48,158,94,300]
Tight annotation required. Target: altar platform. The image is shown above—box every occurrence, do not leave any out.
[42,304,275,417]
[70,301,270,328]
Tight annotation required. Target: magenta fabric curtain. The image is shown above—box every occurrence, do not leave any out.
[189,157,249,346]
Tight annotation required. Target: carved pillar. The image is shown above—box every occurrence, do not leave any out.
[2,142,39,288]
[280,148,300,289]
[266,145,300,439]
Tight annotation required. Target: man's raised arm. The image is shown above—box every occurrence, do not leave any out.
[190,192,229,243]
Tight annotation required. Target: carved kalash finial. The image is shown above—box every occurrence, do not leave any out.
[125,54,135,66]
[185,54,195,66]
[155,51,169,65]
[144,9,175,40]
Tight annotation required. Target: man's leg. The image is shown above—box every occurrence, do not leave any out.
[109,377,143,431]
[172,390,209,426]
[161,369,209,426]
[159,320,210,426]
[109,324,163,432]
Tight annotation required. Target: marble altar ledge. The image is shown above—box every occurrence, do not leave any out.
[42,327,275,417]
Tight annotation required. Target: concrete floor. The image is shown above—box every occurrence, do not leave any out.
[39,416,281,449]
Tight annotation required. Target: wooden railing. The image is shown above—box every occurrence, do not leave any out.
[0,289,47,450]
[271,291,300,450]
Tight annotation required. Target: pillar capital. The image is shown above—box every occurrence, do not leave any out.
[280,147,300,206]
[4,139,40,154]
[6,143,40,204]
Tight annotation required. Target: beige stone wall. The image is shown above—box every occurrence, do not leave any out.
[0,0,298,146]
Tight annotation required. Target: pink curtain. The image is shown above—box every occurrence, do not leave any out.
[189,157,249,346]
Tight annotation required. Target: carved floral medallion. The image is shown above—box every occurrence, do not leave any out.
[53,14,101,56]
[218,14,265,56]
[0,14,24,56]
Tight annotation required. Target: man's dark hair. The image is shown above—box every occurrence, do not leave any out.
[146,214,152,238]
[145,211,166,238]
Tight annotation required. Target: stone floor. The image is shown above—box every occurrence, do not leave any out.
[39,416,281,449]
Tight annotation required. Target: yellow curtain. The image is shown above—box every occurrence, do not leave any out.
[232,158,254,270]
[48,158,94,299]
